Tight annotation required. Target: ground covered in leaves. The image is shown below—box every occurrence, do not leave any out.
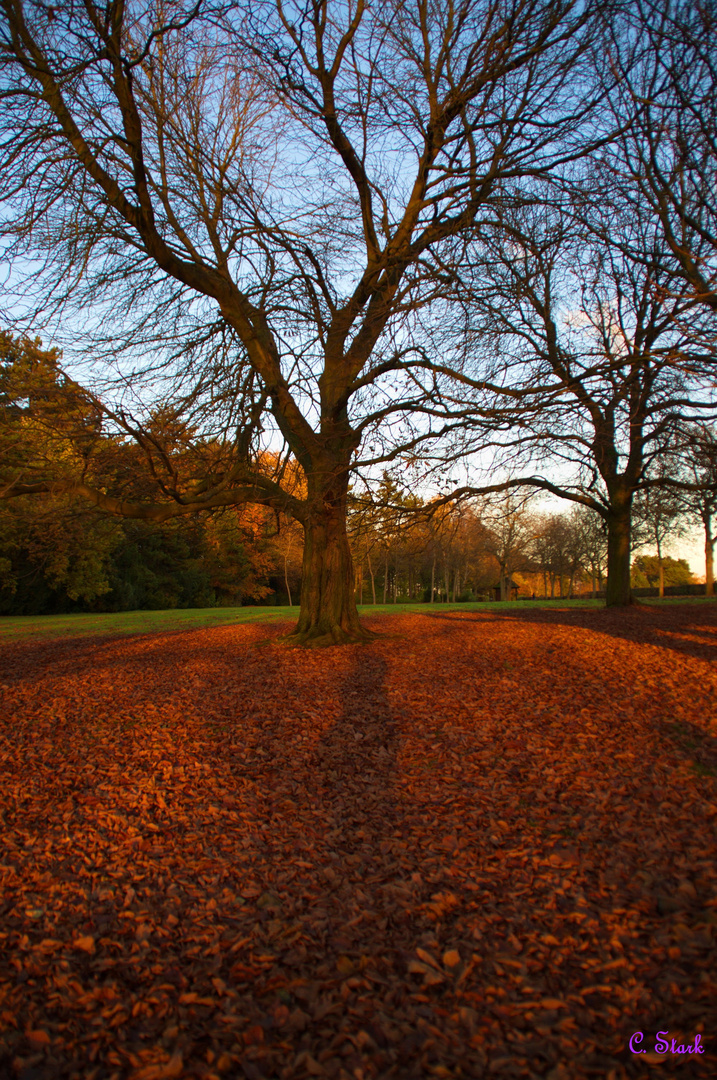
[1,605,716,1080]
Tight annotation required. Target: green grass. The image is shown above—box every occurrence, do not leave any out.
[0,606,298,642]
[1,594,714,643]
[359,598,605,615]
[640,594,717,605]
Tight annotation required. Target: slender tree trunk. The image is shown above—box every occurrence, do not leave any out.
[284,549,292,607]
[431,557,436,603]
[605,499,633,607]
[383,557,388,604]
[657,537,664,599]
[705,512,714,597]
[289,477,372,645]
[367,550,376,605]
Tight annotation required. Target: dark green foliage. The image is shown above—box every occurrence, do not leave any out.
[631,555,694,589]
[0,333,289,614]
[101,520,215,612]
[0,511,205,614]
[0,503,285,615]
[0,503,122,614]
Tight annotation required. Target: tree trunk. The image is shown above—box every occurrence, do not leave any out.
[656,537,664,599]
[431,557,436,602]
[705,513,714,597]
[284,550,292,607]
[383,556,388,604]
[605,502,633,607]
[444,564,450,603]
[288,490,372,645]
[367,549,376,605]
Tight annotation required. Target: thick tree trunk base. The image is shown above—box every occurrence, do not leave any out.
[285,492,380,647]
[279,623,379,648]
[605,591,640,608]
[605,503,633,607]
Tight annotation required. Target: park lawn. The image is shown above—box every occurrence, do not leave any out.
[0,606,295,643]
[1,597,714,644]
[0,604,716,1079]
[0,597,619,643]
[0,596,713,643]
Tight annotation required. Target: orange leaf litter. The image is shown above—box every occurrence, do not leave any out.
[1,605,715,1079]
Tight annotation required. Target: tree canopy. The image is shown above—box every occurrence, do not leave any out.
[1,0,715,631]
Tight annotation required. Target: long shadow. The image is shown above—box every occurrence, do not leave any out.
[419,601,717,664]
[244,648,409,962]
[287,651,403,937]
[418,603,717,778]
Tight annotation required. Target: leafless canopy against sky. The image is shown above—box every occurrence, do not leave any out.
[0,0,715,629]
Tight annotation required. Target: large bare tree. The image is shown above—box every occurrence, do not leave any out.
[432,196,716,605]
[0,0,615,641]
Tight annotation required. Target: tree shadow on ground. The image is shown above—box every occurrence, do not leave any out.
[417,603,717,779]
[2,618,717,1078]
[419,602,717,664]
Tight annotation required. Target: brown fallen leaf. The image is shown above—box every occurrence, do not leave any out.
[408,960,445,985]
[73,935,95,954]
[131,1055,184,1080]
[26,1029,51,1046]
[416,947,441,969]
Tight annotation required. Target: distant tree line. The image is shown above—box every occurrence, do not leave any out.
[0,454,701,615]
[349,483,699,605]
[0,332,708,613]
[0,500,306,616]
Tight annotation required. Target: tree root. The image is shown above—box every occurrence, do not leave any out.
[278,623,381,648]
